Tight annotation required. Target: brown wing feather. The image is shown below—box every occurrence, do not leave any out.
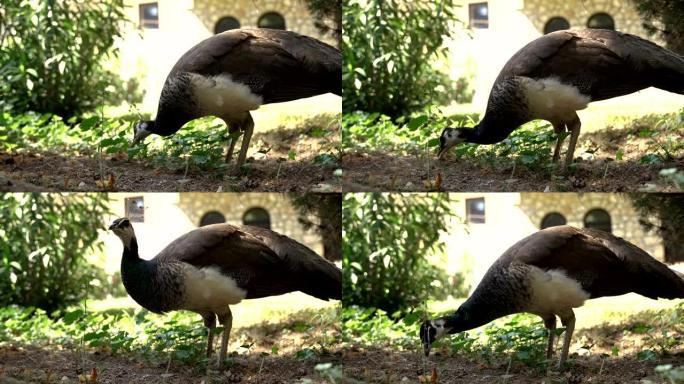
[496,29,684,100]
[500,226,684,299]
[155,223,341,300]
[169,28,341,102]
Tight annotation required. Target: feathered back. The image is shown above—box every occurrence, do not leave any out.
[495,29,684,100]
[155,223,341,300]
[169,28,341,102]
[498,226,684,300]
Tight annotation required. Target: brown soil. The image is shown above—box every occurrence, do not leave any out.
[342,126,683,192]
[339,347,680,384]
[342,152,682,192]
[0,346,339,384]
[0,125,341,193]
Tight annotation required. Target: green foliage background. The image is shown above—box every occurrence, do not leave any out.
[342,0,462,118]
[342,193,458,314]
[0,0,131,117]
[0,193,111,312]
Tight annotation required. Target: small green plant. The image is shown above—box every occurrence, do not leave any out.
[343,193,456,314]
[0,0,130,116]
[343,111,561,172]
[343,0,463,118]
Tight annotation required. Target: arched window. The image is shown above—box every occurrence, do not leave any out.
[587,13,615,30]
[541,212,567,229]
[200,211,226,227]
[258,12,286,30]
[215,16,240,34]
[584,209,612,233]
[243,207,271,229]
[544,17,570,34]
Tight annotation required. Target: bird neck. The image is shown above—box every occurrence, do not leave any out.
[153,110,192,136]
[460,113,524,145]
[443,297,518,334]
[119,237,183,314]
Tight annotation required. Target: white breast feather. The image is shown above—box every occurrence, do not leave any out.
[525,267,590,316]
[519,77,591,122]
[182,265,247,312]
[190,73,263,117]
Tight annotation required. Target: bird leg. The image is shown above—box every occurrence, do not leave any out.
[557,310,576,371]
[551,123,566,164]
[224,122,240,163]
[216,307,234,369]
[235,113,254,169]
[542,315,557,359]
[563,114,581,170]
[202,313,217,357]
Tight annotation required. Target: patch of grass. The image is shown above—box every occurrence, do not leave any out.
[343,110,560,172]
[342,300,684,372]
[0,303,341,372]
[0,110,341,175]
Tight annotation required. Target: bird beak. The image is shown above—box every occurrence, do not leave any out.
[132,127,151,145]
[108,223,115,231]
[423,340,432,356]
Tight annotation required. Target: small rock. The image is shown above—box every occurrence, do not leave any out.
[333,168,343,177]
[160,373,174,378]
[78,181,86,188]
[253,152,267,160]
[61,377,70,383]
[177,179,191,184]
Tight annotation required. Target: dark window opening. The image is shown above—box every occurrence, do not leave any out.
[200,211,226,227]
[139,3,159,29]
[544,17,570,34]
[466,198,485,224]
[257,12,286,30]
[587,12,615,30]
[541,212,567,229]
[469,2,489,29]
[125,196,145,222]
[243,207,271,229]
[215,16,240,34]
[584,209,612,233]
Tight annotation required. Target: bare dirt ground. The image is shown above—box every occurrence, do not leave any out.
[0,125,340,193]
[339,347,681,383]
[0,346,339,383]
[342,125,683,192]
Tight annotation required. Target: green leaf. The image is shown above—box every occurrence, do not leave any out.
[406,115,428,131]
[63,309,84,325]
[79,116,100,130]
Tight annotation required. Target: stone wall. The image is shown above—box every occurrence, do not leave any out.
[191,0,334,45]
[175,192,322,252]
[521,0,652,39]
[517,193,663,259]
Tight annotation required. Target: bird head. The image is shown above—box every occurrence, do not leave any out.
[419,318,452,356]
[109,217,136,248]
[437,127,466,159]
[132,120,155,145]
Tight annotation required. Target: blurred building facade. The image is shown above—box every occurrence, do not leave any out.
[442,193,664,293]
[100,193,322,275]
[446,0,683,115]
[114,0,335,111]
